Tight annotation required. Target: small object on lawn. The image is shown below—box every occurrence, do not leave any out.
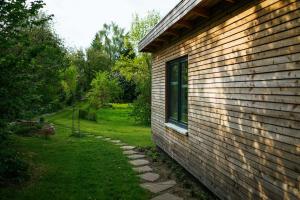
[123,150,138,155]
[129,159,149,166]
[120,146,135,150]
[139,172,160,182]
[37,124,55,139]
[133,166,153,173]
[151,193,183,200]
[140,180,176,193]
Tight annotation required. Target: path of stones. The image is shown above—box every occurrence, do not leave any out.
[93,135,183,200]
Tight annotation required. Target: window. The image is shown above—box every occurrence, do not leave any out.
[167,56,188,128]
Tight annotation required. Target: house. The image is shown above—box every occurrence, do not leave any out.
[138,0,300,199]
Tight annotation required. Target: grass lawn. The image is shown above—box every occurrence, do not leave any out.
[0,104,152,200]
[47,103,153,147]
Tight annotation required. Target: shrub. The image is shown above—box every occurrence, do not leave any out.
[87,72,122,108]
[78,109,96,121]
[0,148,29,185]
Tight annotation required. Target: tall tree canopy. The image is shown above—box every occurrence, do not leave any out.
[0,0,67,128]
[129,10,161,51]
[114,11,161,124]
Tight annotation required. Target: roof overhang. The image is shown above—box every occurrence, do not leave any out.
[138,0,235,52]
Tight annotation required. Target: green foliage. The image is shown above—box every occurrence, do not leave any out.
[129,10,161,50]
[114,54,152,125]
[0,148,29,185]
[0,0,67,127]
[60,65,78,104]
[93,22,126,65]
[112,12,160,125]
[78,109,97,121]
[132,78,151,125]
[87,72,122,108]
[68,50,89,98]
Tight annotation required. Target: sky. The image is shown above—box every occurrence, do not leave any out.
[42,0,180,49]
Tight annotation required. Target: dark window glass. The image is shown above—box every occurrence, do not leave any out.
[180,62,188,123]
[167,56,188,127]
[169,63,179,120]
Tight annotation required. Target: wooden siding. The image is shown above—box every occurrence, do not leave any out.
[151,0,300,199]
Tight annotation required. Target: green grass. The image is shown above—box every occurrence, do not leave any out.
[0,104,152,200]
[47,103,153,147]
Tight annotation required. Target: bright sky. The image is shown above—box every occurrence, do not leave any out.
[43,0,180,49]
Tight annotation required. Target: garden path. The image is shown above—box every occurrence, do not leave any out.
[93,135,183,200]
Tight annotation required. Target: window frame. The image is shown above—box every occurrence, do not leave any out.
[166,56,188,129]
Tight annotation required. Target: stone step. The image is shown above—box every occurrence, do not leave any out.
[123,150,138,155]
[111,140,121,143]
[127,154,145,159]
[133,166,153,173]
[95,136,103,139]
[151,193,183,200]
[129,159,149,166]
[139,172,160,182]
[116,143,127,146]
[140,180,176,193]
[120,146,135,150]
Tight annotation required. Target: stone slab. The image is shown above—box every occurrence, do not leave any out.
[133,166,153,173]
[123,150,138,155]
[111,140,121,143]
[129,159,149,166]
[120,146,135,150]
[95,136,103,139]
[116,143,127,146]
[139,172,160,182]
[128,154,145,159]
[104,138,111,141]
[140,180,176,193]
[151,193,183,200]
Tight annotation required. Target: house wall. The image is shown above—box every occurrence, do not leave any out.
[151,0,300,199]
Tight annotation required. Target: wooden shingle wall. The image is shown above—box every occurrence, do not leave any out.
[151,0,300,199]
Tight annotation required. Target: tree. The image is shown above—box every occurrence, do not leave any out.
[68,50,89,97]
[129,10,161,51]
[114,11,160,124]
[0,0,67,127]
[87,72,122,108]
[61,65,78,104]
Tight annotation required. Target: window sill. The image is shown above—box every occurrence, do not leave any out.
[164,123,188,136]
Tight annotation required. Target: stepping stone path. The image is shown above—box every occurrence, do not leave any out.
[139,172,160,182]
[129,159,149,166]
[123,150,138,155]
[133,166,153,173]
[151,193,183,200]
[140,180,176,193]
[116,143,126,146]
[120,145,135,150]
[93,135,181,199]
[128,154,145,159]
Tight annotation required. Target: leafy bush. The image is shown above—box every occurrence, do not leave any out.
[0,148,29,185]
[78,109,97,121]
[131,94,151,125]
[87,71,122,108]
